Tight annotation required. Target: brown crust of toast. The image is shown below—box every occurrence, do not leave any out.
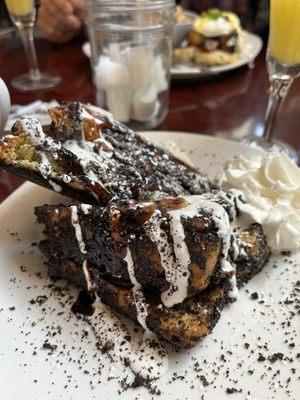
[35,202,223,298]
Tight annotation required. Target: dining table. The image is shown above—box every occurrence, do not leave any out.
[0,34,300,204]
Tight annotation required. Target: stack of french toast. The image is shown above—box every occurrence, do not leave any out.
[0,102,270,348]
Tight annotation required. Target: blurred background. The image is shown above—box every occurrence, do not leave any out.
[0,0,269,43]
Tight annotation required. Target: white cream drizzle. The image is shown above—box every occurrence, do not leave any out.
[198,192,240,299]
[48,180,62,192]
[228,274,239,300]
[69,206,97,292]
[81,204,93,215]
[62,174,72,183]
[69,206,87,254]
[201,191,244,299]
[172,196,231,304]
[231,232,240,261]
[198,194,235,272]
[144,194,235,307]
[83,259,95,291]
[124,247,148,330]
[146,210,188,308]
[146,210,177,306]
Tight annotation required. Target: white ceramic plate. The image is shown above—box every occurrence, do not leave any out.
[172,32,263,79]
[0,133,298,400]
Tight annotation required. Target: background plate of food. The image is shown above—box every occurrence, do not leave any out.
[172,8,263,80]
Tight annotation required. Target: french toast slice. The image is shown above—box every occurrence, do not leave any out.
[35,190,249,300]
[35,197,224,298]
[34,222,269,348]
[35,195,270,348]
[0,102,212,204]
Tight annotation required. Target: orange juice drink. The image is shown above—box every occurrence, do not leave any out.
[5,0,34,16]
[269,0,300,65]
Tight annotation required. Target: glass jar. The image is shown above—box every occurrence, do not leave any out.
[85,0,175,130]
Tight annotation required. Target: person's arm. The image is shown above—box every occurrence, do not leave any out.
[36,0,84,44]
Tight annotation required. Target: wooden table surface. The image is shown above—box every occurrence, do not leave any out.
[0,36,300,203]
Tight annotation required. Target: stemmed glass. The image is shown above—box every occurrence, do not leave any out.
[4,0,60,91]
[243,0,300,162]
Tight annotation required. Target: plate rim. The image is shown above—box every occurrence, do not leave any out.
[141,130,265,154]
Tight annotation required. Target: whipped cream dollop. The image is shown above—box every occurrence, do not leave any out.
[221,152,300,252]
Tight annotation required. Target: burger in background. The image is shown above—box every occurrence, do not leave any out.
[174,8,244,66]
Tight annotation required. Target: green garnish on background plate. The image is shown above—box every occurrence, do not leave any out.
[201,8,222,20]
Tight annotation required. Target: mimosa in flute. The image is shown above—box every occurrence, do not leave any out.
[5,0,34,17]
[269,0,300,66]
[241,0,300,162]
[4,0,60,91]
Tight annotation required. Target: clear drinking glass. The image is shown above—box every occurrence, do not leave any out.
[85,0,175,130]
[243,0,300,162]
[4,0,60,91]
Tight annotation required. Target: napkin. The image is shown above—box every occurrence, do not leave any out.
[6,100,60,130]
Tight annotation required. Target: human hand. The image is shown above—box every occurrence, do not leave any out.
[37,0,85,44]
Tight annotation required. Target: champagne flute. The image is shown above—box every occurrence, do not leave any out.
[243,0,300,162]
[5,0,61,91]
